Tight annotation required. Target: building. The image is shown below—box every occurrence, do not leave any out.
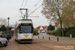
[55,23,60,30]
[38,26,47,34]
[55,23,64,30]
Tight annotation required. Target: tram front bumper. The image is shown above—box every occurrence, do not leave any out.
[19,39,33,41]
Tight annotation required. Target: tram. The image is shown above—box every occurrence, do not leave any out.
[14,19,33,43]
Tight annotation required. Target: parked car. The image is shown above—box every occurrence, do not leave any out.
[3,34,11,41]
[0,35,8,47]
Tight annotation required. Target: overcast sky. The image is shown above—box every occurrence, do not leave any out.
[0,0,50,28]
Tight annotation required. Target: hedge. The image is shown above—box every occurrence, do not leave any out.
[55,30,62,36]
[48,27,75,38]
[66,29,75,38]
[33,28,38,35]
[48,31,55,35]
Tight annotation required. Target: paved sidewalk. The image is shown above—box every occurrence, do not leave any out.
[46,34,75,42]
[35,36,75,50]
[47,34,75,39]
[38,34,75,44]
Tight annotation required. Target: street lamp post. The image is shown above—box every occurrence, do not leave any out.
[7,17,10,34]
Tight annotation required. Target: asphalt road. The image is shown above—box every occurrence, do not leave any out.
[0,36,75,50]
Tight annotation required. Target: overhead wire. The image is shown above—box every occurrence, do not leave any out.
[24,0,28,7]
[29,4,43,16]
[29,0,42,16]
[20,0,27,16]
[34,0,41,6]
[13,0,42,22]
[13,0,25,22]
[13,11,20,21]
[29,0,41,10]
[21,0,25,7]
[20,0,28,19]
[14,0,26,19]
[20,0,42,16]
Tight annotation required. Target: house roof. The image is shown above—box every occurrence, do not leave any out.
[55,23,59,27]
[38,26,47,32]
[38,26,41,29]
[38,26,47,29]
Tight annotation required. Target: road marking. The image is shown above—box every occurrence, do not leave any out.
[33,45,43,50]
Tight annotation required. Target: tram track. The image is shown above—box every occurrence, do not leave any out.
[23,45,30,50]
[22,43,54,50]
[35,43,54,50]
[16,40,54,50]
[14,37,55,50]
[0,47,4,50]
[21,38,55,50]
[33,37,75,50]
[23,44,43,50]
[32,38,71,50]
[1,36,72,50]
[35,38,67,46]
[32,45,43,50]
[23,41,54,50]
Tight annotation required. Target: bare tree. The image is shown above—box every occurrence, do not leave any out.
[0,18,7,27]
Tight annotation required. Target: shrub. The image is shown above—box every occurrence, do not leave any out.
[48,31,55,35]
[33,31,37,35]
[33,28,38,35]
[47,31,51,34]
[55,30,62,36]
[66,29,75,38]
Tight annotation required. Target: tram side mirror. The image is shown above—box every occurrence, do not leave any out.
[32,27,33,29]
[19,31,22,33]
[17,26,20,30]
[32,26,34,33]
[17,26,20,33]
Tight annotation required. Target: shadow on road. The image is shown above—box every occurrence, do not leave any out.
[0,45,5,48]
[16,41,32,44]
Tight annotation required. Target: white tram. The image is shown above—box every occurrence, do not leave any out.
[14,19,33,43]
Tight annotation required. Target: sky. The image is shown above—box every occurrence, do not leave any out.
[0,0,50,28]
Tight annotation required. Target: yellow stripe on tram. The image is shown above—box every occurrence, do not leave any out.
[25,36,28,39]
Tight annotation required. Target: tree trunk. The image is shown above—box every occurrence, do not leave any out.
[56,0,64,36]
[60,20,64,36]
[57,10,64,36]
